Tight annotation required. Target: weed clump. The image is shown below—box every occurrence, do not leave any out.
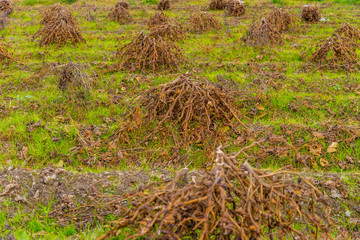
[301,4,320,23]
[267,7,294,32]
[189,11,222,33]
[209,0,226,10]
[242,17,282,46]
[0,43,15,63]
[0,0,13,16]
[147,11,168,28]
[226,0,245,17]
[108,1,131,23]
[99,146,333,240]
[114,32,184,72]
[157,0,170,10]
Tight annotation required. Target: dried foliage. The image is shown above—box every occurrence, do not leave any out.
[0,0,13,16]
[149,22,185,41]
[118,75,244,145]
[189,11,222,33]
[301,5,321,23]
[99,146,333,240]
[335,23,360,42]
[147,11,169,28]
[0,12,8,30]
[114,32,184,72]
[209,0,226,10]
[108,2,131,24]
[33,4,85,46]
[242,17,282,46]
[157,0,170,10]
[226,0,245,17]
[308,34,360,71]
[0,43,15,63]
[267,7,294,32]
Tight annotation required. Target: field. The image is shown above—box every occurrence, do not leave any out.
[1,0,360,239]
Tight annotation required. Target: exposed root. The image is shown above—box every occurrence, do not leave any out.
[0,0,13,16]
[99,146,333,240]
[301,5,321,23]
[113,32,184,72]
[189,11,222,33]
[157,0,170,10]
[108,2,131,24]
[267,7,294,32]
[209,0,226,10]
[226,0,245,17]
[147,11,168,28]
[242,17,282,46]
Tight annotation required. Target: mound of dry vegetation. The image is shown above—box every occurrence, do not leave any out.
[157,0,170,10]
[99,146,333,240]
[33,3,85,46]
[147,11,169,28]
[301,5,321,23]
[209,0,226,10]
[108,1,131,23]
[189,11,222,33]
[0,12,8,30]
[267,7,294,32]
[146,11,185,41]
[242,17,282,46]
[335,23,360,41]
[226,0,245,17]
[0,0,13,16]
[0,43,15,63]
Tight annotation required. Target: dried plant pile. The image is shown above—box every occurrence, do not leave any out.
[209,0,226,10]
[119,75,243,145]
[189,11,221,33]
[157,0,170,10]
[267,7,294,32]
[108,1,131,24]
[99,146,333,240]
[309,34,360,71]
[147,11,169,28]
[301,5,321,23]
[149,22,185,41]
[114,32,184,72]
[0,43,15,62]
[33,4,85,46]
[0,0,13,16]
[242,17,282,46]
[335,23,360,42]
[0,12,8,30]
[226,0,245,17]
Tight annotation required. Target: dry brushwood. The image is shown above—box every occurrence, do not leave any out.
[39,3,75,25]
[119,75,244,144]
[157,0,170,10]
[335,23,360,42]
[267,7,294,32]
[209,0,226,10]
[301,5,321,23]
[0,12,8,30]
[114,32,184,72]
[226,0,245,17]
[308,34,360,71]
[242,17,282,46]
[149,22,185,41]
[99,145,333,240]
[147,11,169,28]
[108,2,131,24]
[115,1,129,9]
[0,43,15,62]
[0,0,12,16]
[189,11,221,33]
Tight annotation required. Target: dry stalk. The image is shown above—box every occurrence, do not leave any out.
[0,0,12,16]
[226,0,245,17]
[242,17,282,46]
[209,0,226,10]
[157,0,170,10]
[267,7,294,32]
[189,11,222,33]
[301,5,321,23]
[108,3,131,23]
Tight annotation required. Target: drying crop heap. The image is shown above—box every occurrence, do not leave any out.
[108,1,131,24]
[0,43,15,63]
[157,0,170,10]
[226,0,245,17]
[335,23,360,42]
[99,146,333,240]
[0,0,12,16]
[33,3,85,46]
[147,12,185,41]
[209,0,226,10]
[189,11,222,33]
[267,7,294,32]
[147,11,169,28]
[242,17,282,46]
[301,5,321,23]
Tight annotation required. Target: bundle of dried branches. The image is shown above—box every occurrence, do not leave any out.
[189,11,222,33]
[308,34,360,71]
[157,0,170,10]
[149,22,186,41]
[114,32,184,72]
[209,0,226,10]
[0,12,8,30]
[108,2,131,24]
[0,43,15,62]
[39,3,75,25]
[301,5,320,23]
[335,23,360,42]
[226,0,245,17]
[118,75,243,145]
[267,7,294,32]
[242,17,282,46]
[115,1,129,9]
[0,0,12,16]
[99,145,333,240]
[147,11,169,28]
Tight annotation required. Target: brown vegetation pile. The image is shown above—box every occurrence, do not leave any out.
[149,22,185,41]
[147,11,168,28]
[267,7,294,32]
[118,75,243,146]
[0,12,8,30]
[0,0,13,16]
[0,43,15,63]
[108,1,131,23]
[99,146,333,240]
[242,17,282,46]
[209,0,226,10]
[114,32,184,72]
[157,0,170,10]
[308,34,360,71]
[226,0,245,17]
[335,23,360,41]
[33,3,85,46]
[301,5,321,23]
[189,11,221,33]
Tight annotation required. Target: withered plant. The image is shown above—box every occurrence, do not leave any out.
[0,0,12,16]
[108,2,131,24]
[226,0,245,17]
[267,7,294,32]
[147,11,169,28]
[0,12,8,30]
[99,145,333,240]
[301,5,321,23]
[189,11,222,33]
[115,1,129,9]
[39,3,75,25]
[0,43,15,63]
[209,0,226,10]
[114,32,184,72]
[242,17,282,46]
[308,34,360,71]
[149,22,186,41]
[157,0,170,10]
[335,23,360,42]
